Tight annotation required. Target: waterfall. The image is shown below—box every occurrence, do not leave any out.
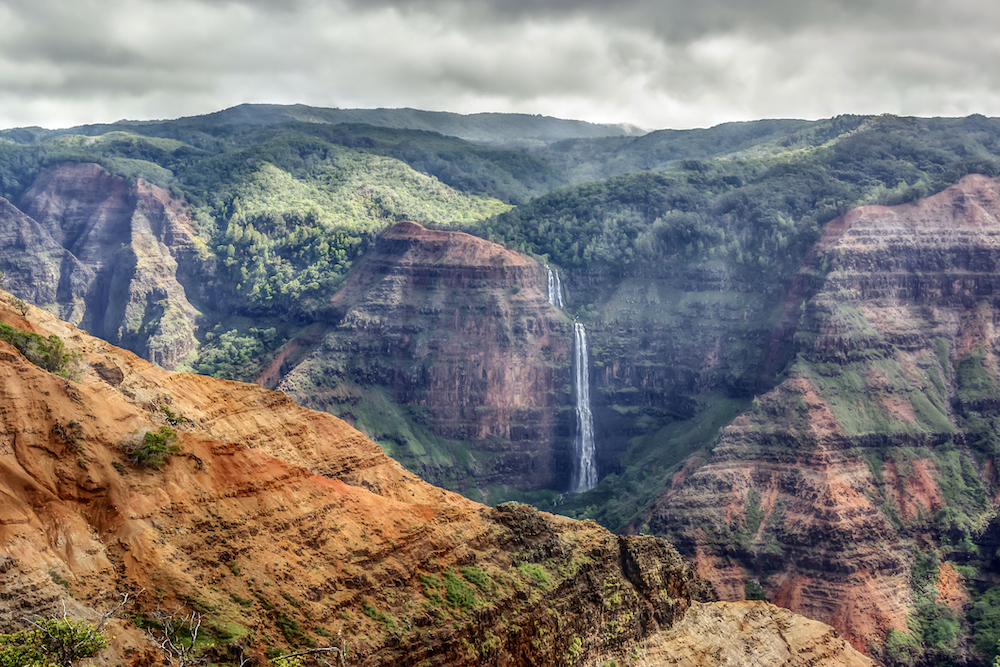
[547,268,565,309]
[571,322,598,492]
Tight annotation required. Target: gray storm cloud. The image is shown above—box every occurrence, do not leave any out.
[1,0,999,129]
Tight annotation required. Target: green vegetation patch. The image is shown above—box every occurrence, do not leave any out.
[956,345,1000,406]
[120,426,180,468]
[0,617,106,667]
[969,586,1000,665]
[443,569,479,610]
[517,563,554,591]
[459,565,494,593]
[744,580,766,601]
[0,322,79,378]
[362,601,399,632]
[796,350,952,437]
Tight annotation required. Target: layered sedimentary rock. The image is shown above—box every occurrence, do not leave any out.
[0,162,201,367]
[651,174,1000,651]
[0,293,869,667]
[273,221,574,495]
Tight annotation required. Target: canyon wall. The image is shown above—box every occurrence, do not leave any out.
[649,174,1000,652]
[0,294,872,666]
[0,163,202,368]
[272,221,575,497]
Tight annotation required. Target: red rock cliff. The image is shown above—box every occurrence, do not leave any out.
[0,293,731,667]
[271,221,574,497]
[650,174,1000,653]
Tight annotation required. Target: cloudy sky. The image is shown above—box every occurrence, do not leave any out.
[2,0,999,131]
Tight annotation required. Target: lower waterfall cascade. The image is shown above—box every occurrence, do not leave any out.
[571,322,598,492]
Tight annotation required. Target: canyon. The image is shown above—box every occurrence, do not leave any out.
[0,294,870,666]
[270,220,576,498]
[0,162,203,368]
[5,110,1000,663]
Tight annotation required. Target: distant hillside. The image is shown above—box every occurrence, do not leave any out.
[539,116,866,182]
[1,102,646,151]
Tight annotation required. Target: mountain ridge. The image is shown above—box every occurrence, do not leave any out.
[7,106,1000,662]
[0,103,647,151]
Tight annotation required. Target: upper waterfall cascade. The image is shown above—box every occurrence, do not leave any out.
[547,269,565,309]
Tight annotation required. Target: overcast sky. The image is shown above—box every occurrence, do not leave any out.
[2,0,999,131]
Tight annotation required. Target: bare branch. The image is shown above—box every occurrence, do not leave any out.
[98,588,145,630]
[145,606,205,667]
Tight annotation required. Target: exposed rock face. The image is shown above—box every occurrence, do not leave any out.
[0,163,201,367]
[0,293,794,667]
[274,221,574,496]
[557,263,777,482]
[650,174,1000,651]
[0,195,94,318]
[634,601,874,667]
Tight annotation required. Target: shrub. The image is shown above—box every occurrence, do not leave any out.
[460,565,492,592]
[0,617,107,667]
[517,562,553,590]
[8,295,28,317]
[443,568,477,609]
[0,323,80,378]
[745,580,766,601]
[119,426,180,468]
[160,405,188,426]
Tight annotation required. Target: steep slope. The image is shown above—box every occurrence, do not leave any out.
[0,293,872,667]
[476,113,1000,534]
[650,174,1000,657]
[272,221,574,499]
[0,162,202,367]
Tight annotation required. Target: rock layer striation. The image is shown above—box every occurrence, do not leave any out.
[0,162,201,367]
[0,293,875,667]
[274,221,574,496]
[651,174,1000,652]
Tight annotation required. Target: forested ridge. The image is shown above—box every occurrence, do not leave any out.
[482,114,1000,288]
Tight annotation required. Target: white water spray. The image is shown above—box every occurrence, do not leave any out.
[547,268,565,309]
[572,322,597,492]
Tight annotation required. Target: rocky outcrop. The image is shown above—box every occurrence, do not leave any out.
[0,195,94,318]
[0,163,202,367]
[634,601,874,667]
[650,175,1000,652]
[0,293,875,667]
[273,221,574,496]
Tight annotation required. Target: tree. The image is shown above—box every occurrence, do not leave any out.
[7,295,28,317]
[145,607,203,667]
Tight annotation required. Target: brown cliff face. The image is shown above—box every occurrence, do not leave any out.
[0,293,731,667]
[650,174,1000,653]
[272,221,574,496]
[0,162,202,368]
